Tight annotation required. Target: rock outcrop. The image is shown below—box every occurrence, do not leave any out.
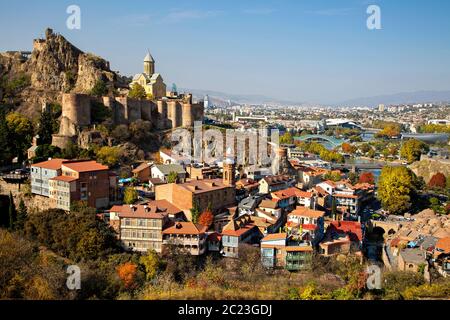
[0,28,121,117]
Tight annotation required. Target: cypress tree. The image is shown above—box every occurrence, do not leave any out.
[15,198,27,230]
[8,191,16,230]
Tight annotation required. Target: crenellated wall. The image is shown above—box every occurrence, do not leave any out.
[54,93,203,148]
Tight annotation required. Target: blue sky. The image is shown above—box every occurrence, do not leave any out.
[1,0,450,104]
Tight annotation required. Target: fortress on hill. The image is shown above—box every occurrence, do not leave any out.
[52,53,204,149]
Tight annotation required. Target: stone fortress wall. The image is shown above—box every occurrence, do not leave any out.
[52,93,204,149]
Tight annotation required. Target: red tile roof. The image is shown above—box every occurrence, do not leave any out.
[63,161,109,172]
[435,237,450,254]
[262,233,288,241]
[112,200,183,219]
[163,222,207,235]
[329,221,363,242]
[289,206,325,218]
[50,175,77,182]
[31,158,67,170]
[272,187,313,199]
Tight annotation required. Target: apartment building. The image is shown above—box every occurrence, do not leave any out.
[30,159,67,196]
[162,222,208,255]
[112,201,184,253]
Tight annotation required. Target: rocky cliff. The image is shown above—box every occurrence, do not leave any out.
[0,28,122,117]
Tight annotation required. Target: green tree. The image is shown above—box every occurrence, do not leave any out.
[348,172,359,185]
[90,79,108,97]
[377,166,419,214]
[37,109,59,145]
[167,171,178,184]
[400,139,429,163]
[8,192,16,230]
[123,187,138,204]
[190,200,200,223]
[15,198,27,231]
[0,108,13,164]
[6,112,34,162]
[128,83,147,100]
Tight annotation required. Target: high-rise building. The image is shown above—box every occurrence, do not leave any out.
[378,104,385,112]
[204,94,210,109]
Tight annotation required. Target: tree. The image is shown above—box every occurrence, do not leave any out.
[167,171,178,184]
[280,132,294,144]
[341,143,356,154]
[400,139,429,163]
[128,83,147,100]
[139,250,162,281]
[90,79,108,97]
[37,109,59,145]
[6,112,34,162]
[123,187,138,204]
[347,172,359,185]
[116,262,138,290]
[96,146,122,167]
[0,109,13,165]
[15,198,27,231]
[377,166,419,214]
[359,172,375,185]
[190,201,200,223]
[376,124,401,139]
[198,209,214,228]
[428,172,446,189]
[8,192,16,230]
[324,171,342,182]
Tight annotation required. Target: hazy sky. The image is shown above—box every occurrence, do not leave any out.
[1,0,450,104]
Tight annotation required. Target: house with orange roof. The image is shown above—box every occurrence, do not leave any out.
[319,220,365,256]
[48,160,112,210]
[162,221,208,255]
[316,180,375,215]
[112,201,184,253]
[258,175,296,194]
[30,158,68,196]
[433,237,450,277]
[221,214,263,258]
[261,233,313,271]
[287,207,326,245]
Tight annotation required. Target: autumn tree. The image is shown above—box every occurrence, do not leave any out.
[96,146,122,167]
[400,139,429,163]
[359,172,375,185]
[280,132,294,144]
[117,262,138,289]
[377,166,419,214]
[123,187,138,204]
[6,112,34,162]
[199,209,214,228]
[341,142,356,154]
[128,83,147,100]
[139,250,163,281]
[428,172,446,189]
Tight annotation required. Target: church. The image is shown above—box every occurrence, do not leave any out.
[131,51,167,99]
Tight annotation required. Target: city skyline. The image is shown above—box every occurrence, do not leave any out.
[1,0,450,104]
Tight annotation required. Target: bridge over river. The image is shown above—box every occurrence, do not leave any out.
[330,161,403,170]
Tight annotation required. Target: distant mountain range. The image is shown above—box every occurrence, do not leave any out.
[180,88,450,108]
[179,88,303,107]
[335,90,450,107]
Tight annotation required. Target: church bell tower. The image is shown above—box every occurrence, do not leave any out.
[143,51,155,76]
